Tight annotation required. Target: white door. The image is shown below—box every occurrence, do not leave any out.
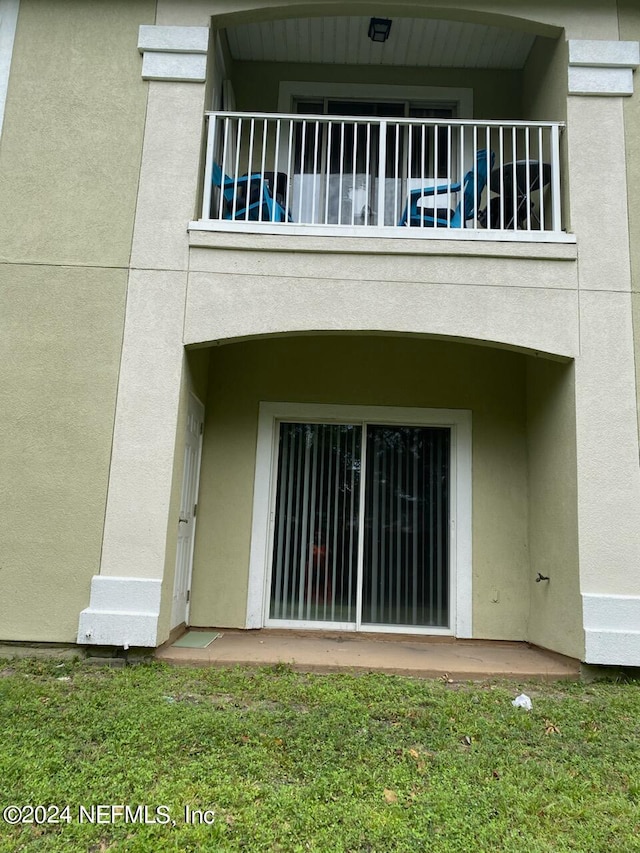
[171,393,205,629]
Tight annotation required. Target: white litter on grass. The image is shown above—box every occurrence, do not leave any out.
[512,693,533,711]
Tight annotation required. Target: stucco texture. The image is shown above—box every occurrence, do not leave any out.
[231,60,522,121]
[0,265,127,642]
[185,240,579,358]
[621,1,640,295]
[189,335,537,642]
[619,1,640,439]
[526,358,582,659]
[0,0,155,268]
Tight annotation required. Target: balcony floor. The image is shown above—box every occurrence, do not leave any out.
[156,629,580,681]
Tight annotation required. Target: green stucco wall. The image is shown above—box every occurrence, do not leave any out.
[522,34,569,229]
[0,0,154,642]
[0,0,155,268]
[526,358,582,660]
[522,35,568,123]
[231,60,522,120]
[190,335,532,641]
[0,265,127,642]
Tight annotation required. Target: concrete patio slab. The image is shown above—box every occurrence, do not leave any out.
[156,630,580,681]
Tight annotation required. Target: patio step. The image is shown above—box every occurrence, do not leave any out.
[156,630,580,681]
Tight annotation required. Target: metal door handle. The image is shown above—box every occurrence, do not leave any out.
[179,517,189,523]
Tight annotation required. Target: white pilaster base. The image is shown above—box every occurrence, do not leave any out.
[77,576,162,648]
[583,593,640,666]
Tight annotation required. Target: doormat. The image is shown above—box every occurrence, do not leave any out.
[172,631,221,649]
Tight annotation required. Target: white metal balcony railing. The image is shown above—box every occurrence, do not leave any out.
[199,111,564,239]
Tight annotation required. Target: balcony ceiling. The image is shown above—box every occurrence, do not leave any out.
[225,16,536,70]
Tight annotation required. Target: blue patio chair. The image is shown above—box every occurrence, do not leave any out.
[211,163,291,222]
[399,149,494,228]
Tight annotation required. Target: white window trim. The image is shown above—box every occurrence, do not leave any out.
[278,81,473,118]
[0,0,19,137]
[246,401,472,637]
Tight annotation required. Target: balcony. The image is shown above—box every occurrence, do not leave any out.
[193,111,568,243]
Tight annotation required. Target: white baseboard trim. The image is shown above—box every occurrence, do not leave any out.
[77,576,162,648]
[583,593,640,665]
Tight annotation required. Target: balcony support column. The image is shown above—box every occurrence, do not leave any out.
[78,26,210,648]
[566,39,640,665]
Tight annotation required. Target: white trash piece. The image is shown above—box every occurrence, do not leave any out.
[512,693,533,711]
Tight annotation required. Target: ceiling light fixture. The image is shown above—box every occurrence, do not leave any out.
[368,17,392,43]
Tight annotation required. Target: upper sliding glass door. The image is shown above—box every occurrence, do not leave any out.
[268,421,451,631]
[292,98,456,226]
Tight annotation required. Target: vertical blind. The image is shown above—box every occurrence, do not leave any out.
[270,423,361,622]
[362,426,449,628]
[269,422,449,628]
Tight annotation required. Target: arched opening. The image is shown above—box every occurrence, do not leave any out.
[199,6,568,238]
[182,333,581,658]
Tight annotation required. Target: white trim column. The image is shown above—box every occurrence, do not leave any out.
[567,40,640,666]
[77,271,188,648]
[78,24,210,648]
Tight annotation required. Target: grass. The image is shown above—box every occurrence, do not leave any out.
[1,660,640,852]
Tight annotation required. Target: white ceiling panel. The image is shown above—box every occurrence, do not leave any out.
[225,16,536,70]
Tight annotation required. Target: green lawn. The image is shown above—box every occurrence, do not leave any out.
[1,658,639,852]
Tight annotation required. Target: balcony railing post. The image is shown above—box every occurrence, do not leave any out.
[324,120,333,225]
[202,114,216,220]
[377,119,387,227]
[538,127,544,232]
[550,123,562,233]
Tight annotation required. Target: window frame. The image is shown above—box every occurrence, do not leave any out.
[247,401,473,637]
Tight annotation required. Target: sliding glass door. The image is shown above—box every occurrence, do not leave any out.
[363,425,449,628]
[269,423,361,624]
[268,421,450,631]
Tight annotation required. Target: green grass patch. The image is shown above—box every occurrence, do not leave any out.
[1,659,640,852]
